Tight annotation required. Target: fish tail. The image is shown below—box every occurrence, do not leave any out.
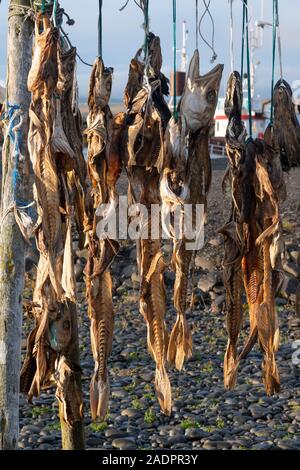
[223,341,238,389]
[167,314,192,371]
[155,365,172,417]
[90,369,110,421]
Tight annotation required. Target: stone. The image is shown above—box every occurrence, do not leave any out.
[121,408,141,418]
[253,441,275,450]
[280,275,298,299]
[202,440,230,450]
[211,294,226,312]
[111,389,127,398]
[185,428,208,440]
[289,251,299,264]
[208,237,222,247]
[198,272,219,293]
[21,425,41,434]
[195,255,214,271]
[249,405,269,419]
[112,437,136,450]
[76,248,88,260]
[131,272,141,284]
[121,265,135,278]
[283,260,299,279]
[38,443,53,450]
[277,439,300,450]
[74,263,84,281]
[86,437,103,447]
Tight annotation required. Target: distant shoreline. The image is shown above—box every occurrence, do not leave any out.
[79,102,125,119]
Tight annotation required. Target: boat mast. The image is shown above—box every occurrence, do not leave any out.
[181,20,188,73]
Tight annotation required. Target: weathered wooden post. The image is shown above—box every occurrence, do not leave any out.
[0,0,33,450]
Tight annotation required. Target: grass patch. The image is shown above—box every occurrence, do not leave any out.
[180,419,201,430]
[131,396,143,410]
[89,422,108,433]
[144,408,156,425]
[123,382,136,392]
[215,417,225,429]
[31,406,52,417]
[143,392,155,400]
[200,361,214,374]
[46,422,61,432]
[282,220,295,231]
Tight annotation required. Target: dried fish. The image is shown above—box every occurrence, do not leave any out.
[84,56,118,421]
[220,71,284,395]
[161,50,223,370]
[272,79,300,170]
[21,16,84,425]
[116,34,173,415]
[139,173,171,415]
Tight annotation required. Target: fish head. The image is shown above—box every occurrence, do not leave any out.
[123,57,145,108]
[274,78,293,111]
[92,57,113,109]
[181,56,223,132]
[225,71,243,119]
[147,33,163,76]
[225,72,246,143]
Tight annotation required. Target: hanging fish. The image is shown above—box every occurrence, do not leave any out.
[220,71,284,395]
[161,50,223,371]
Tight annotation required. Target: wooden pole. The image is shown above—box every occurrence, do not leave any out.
[59,303,85,450]
[0,0,33,450]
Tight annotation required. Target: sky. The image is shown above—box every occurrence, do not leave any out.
[0,0,299,102]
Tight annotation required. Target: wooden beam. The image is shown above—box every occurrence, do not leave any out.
[0,0,33,450]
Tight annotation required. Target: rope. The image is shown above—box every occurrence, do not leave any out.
[198,0,217,63]
[245,0,252,138]
[143,0,149,60]
[51,0,57,27]
[240,0,245,79]
[60,26,93,67]
[195,0,199,50]
[119,1,150,61]
[270,0,277,125]
[229,0,234,72]
[98,0,103,57]
[172,0,178,120]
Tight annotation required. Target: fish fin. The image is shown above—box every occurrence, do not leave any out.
[167,315,192,371]
[223,341,238,389]
[90,370,110,421]
[155,366,172,417]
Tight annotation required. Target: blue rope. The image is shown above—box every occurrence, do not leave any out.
[3,103,23,197]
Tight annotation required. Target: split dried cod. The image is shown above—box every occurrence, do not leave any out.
[84,57,118,421]
[139,173,171,416]
[161,50,223,370]
[119,33,172,414]
[220,71,285,395]
[21,16,84,426]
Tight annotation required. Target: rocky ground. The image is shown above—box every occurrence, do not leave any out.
[19,166,300,451]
